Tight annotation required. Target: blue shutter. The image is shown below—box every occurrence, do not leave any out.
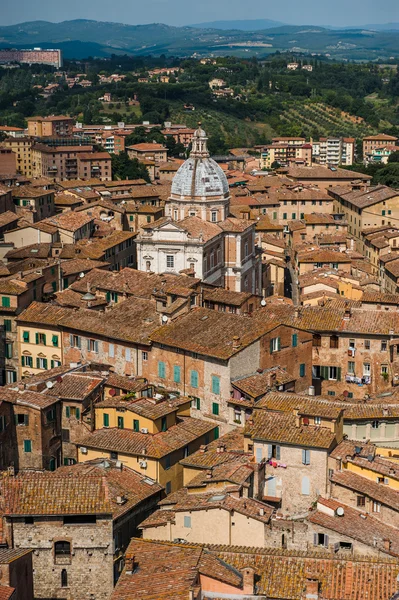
[300,363,306,377]
[267,445,273,460]
[292,334,298,347]
[158,361,166,378]
[212,376,220,395]
[256,447,262,463]
[276,446,281,460]
[190,370,198,388]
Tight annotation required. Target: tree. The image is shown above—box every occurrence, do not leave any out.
[271,161,281,170]
[111,152,151,182]
[388,151,399,163]
[373,163,399,188]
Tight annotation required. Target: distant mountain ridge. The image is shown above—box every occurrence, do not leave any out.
[189,19,285,31]
[0,19,398,60]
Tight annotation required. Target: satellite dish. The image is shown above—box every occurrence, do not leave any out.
[162,315,168,323]
[336,506,345,517]
[46,381,54,389]
[79,272,85,278]
[261,299,267,307]
[109,388,116,397]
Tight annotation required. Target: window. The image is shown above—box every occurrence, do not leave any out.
[117,416,124,429]
[328,366,339,380]
[314,533,329,548]
[270,337,280,353]
[133,419,140,432]
[125,348,131,362]
[61,569,68,588]
[24,439,32,453]
[314,416,321,426]
[381,364,388,375]
[103,413,110,427]
[328,390,336,396]
[302,449,311,465]
[363,363,371,376]
[212,402,219,416]
[381,340,387,351]
[3,319,11,333]
[184,515,191,528]
[70,334,81,349]
[16,413,29,426]
[371,420,379,429]
[373,501,381,513]
[166,255,174,269]
[173,365,181,384]
[158,361,166,379]
[357,496,366,507]
[211,376,220,395]
[268,444,281,460]
[349,339,355,349]
[364,340,371,350]
[191,397,200,410]
[5,343,12,359]
[283,212,287,220]
[36,333,46,345]
[313,334,321,347]
[109,343,115,358]
[46,408,56,423]
[348,361,355,374]
[165,481,171,495]
[23,331,30,343]
[87,339,99,353]
[55,541,71,556]
[292,333,298,348]
[36,357,48,369]
[1,297,10,308]
[110,451,118,460]
[330,335,339,349]
[142,351,148,361]
[62,429,70,442]
[299,364,306,377]
[211,211,217,222]
[161,416,167,432]
[190,370,199,388]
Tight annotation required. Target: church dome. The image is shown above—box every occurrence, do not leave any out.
[171,125,229,199]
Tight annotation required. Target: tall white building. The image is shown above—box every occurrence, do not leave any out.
[136,126,261,293]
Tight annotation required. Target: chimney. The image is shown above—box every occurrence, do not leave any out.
[241,567,255,595]
[232,335,241,350]
[124,554,135,575]
[304,574,320,600]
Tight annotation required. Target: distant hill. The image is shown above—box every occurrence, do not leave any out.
[0,19,398,60]
[190,19,285,31]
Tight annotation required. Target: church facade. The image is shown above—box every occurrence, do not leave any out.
[136,126,261,293]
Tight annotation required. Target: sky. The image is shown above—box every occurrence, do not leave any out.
[1,0,398,27]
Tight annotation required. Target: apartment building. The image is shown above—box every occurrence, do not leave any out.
[27,116,74,137]
[12,186,55,222]
[127,143,168,164]
[260,143,312,169]
[363,134,398,161]
[312,137,355,166]
[0,147,16,175]
[3,137,34,177]
[31,144,112,181]
[286,166,371,190]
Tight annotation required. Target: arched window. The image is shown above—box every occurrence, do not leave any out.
[55,541,71,556]
[61,569,68,588]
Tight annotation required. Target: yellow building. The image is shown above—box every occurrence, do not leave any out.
[329,185,399,253]
[17,321,63,378]
[3,137,34,177]
[77,395,217,494]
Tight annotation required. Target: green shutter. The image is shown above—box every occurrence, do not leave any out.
[51,360,54,369]
[21,356,25,367]
[103,413,109,427]
[337,367,342,381]
[212,376,220,395]
[43,359,48,370]
[212,402,219,416]
[76,408,80,419]
[134,419,139,432]
[118,416,124,429]
[196,398,201,410]
[173,365,181,383]
[300,363,305,377]
[52,335,58,347]
[23,331,29,342]
[24,440,32,453]
[270,339,274,353]
[66,406,70,418]
[277,337,281,351]
[214,427,219,440]
[36,358,40,369]
[292,334,298,348]
[320,366,328,380]
[190,370,198,388]
[106,291,111,302]
[35,333,39,345]
[42,334,46,346]
[1,297,10,308]
[158,361,166,378]
[4,320,11,332]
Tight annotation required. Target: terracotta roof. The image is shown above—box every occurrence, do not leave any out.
[45,373,103,400]
[44,211,94,232]
[54,289,107,309]
[141,489,273,528]
[330,185,398,209]
[0,588,15,600]
[0,473,112,516]
[232,368,295,399]
[202,287,254,307]
[0,212,18,228]
[0,548,32,563]
[60,258,110,277]
[309,498,399,557]
[0,388,59,410]
[150,307,283,360]
[105,373,149,393]
[17,298,161,346]
[11,185,53,199]
[331,470,399,511]
[96,395,190,420]
[287,166,371,181]
[245,410,337,449]
[127,143,166,151]
[210,545,399,600]
[76,231,136,259]
[78,417,216,459]
[180,429,250,470]
[54,459,162,519]
[297,248,352,264]
[111,538,242,600]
